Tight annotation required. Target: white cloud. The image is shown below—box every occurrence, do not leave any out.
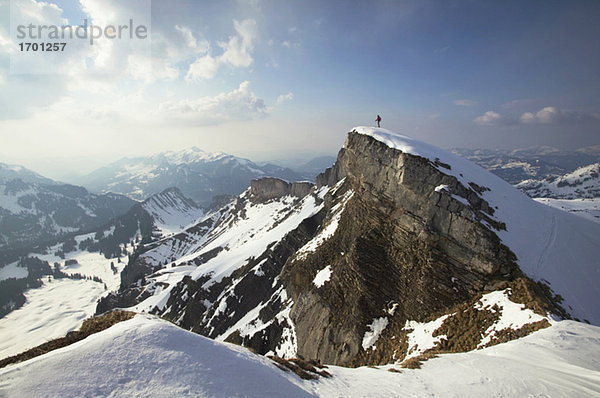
[453,99,477,106]
[185,19,258,81]
[519,112,536,124]
[219,19,257,67]
[474,111,503,125]
[14,0,67,25]
[186,54,220,80]
[281,40,301,49]
[0,29,15,54]
[474,106,600,127]
[174,25,206,52]
[520,106,600,125]
[276,92,294,104]
[127,54,179,84]
[158,81,267,124]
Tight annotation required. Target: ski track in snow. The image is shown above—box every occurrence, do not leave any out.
[535,215,557,279]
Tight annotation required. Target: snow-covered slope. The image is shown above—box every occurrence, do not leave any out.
[1,315,598,397]
[125,182,322,317]
[353,127,600,325]
[0,234,132,359]
[533,197,600,224]
[516,163,600,199]
[140,187,204,237]
[0,177,135,252]
[0,162,57,185]
[79,147,302,206]
[0,315,313,398]
[0,187,206,357]
[0,278,107,360]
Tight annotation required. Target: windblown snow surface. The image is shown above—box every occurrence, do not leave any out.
[0,315,599,397]
[353,127,600,325]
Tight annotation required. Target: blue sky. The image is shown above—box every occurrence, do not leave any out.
[0,0,599,178]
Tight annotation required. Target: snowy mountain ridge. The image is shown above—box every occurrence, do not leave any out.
[78,147,303,206]
[140,187,204,237]
[1,314,599,397]
[2,127,600,396]
[0,175,135,252]
[94,127,600,371]
[452,145,600,185]
[160,146,230,165]
[353,127,600,324]
[0,162,57,186]
[516,162,600,199]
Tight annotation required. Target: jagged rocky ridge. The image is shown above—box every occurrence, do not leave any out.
[98,128,600,367]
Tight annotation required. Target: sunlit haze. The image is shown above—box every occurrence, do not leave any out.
[1,0,599,179]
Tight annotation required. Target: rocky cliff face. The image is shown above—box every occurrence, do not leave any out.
[249,178,313,203]
[279,132,547,365]
[98,129,563,367]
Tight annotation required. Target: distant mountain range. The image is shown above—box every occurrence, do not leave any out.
[0,162,135,255]
[98,128,600,370]
[452,145,600,184]
[0,186,204,321]
[72,147,306,207]
[514,163,600,224]
[2,131,599,397]
[516,163,600,199]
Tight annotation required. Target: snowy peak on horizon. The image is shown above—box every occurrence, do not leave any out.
[0,162,57,186]
[79,147,303,206]
[97,126,599,373]
[140,187,204,237]
[516,163,600,199]
[156,146,231,165]
[452,144,600,185]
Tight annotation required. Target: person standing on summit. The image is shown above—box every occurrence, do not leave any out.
[376,114,381,128]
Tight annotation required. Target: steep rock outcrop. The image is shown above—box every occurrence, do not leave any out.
[97,130,566,368]
[249,178,313,203]
[280,132,527,365]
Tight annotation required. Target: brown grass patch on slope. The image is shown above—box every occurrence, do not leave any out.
[268,356,332,379]
[354,276,555,369]
[0,310,135,369]
[432,277,552,354]
[400,352,439,369]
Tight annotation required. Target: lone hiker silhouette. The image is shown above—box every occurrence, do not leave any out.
[376,114,381,128]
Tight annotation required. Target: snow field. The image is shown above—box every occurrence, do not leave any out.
[1,316,599,397]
